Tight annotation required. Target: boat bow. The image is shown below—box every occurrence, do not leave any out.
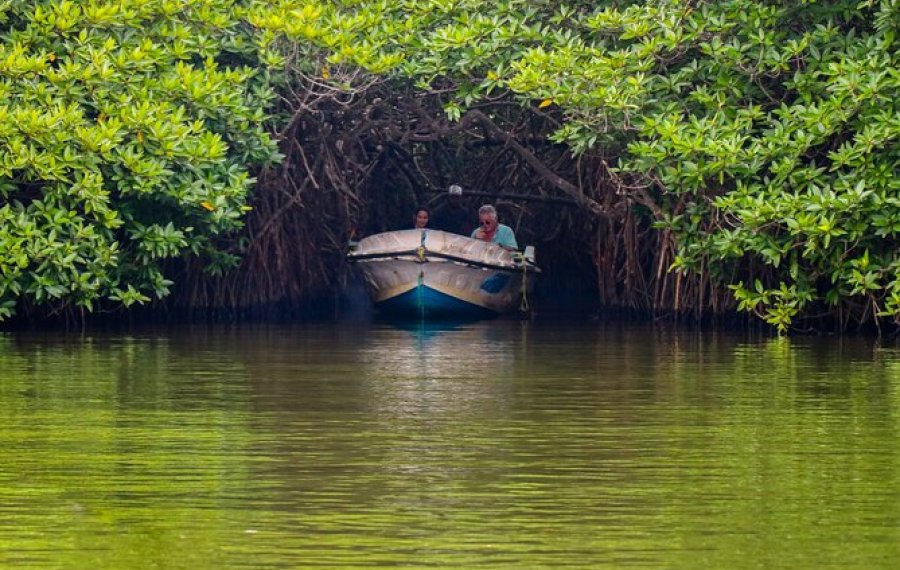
[348,229,540,318]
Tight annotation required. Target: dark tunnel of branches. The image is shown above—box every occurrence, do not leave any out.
[162,66,737,327]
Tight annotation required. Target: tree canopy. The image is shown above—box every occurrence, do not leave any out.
[0,0,279,321]
[2,0,898,331]
[257,0,899,331]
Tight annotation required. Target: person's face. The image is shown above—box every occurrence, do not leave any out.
[478,214,497,233]
[415,210,429,228]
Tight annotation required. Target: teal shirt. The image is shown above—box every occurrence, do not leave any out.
[471,224,518,250]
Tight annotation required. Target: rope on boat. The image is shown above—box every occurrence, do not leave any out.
[417,270,425,320]
[417,229,427,262]
[519,255,530,313]
[417,230,426,319]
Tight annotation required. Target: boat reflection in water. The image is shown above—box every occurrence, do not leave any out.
[356,321,522,419]
[348,229,540,319]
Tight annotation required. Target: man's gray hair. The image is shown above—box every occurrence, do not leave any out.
[478,204,498,219]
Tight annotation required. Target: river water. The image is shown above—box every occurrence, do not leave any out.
[1,321,898,569]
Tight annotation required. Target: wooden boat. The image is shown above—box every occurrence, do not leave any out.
[348,229,540,318]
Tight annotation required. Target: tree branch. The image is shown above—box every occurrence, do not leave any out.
[464,110,608,218]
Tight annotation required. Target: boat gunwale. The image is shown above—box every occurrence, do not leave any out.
[348,249,541,274]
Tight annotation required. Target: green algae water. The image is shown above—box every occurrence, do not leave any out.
[1,322,899,569]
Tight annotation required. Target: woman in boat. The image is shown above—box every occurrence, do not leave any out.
[471,204,517,250]
[413,206,430,229]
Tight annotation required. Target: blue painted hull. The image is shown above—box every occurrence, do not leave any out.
[377,284,496,319]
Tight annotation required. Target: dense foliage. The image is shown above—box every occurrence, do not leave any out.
[258,0,898,331]
[2,0,897,331]
[0,0,279,321]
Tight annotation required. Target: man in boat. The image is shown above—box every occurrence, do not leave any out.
[432,192,472,236]
[471,204,518,250]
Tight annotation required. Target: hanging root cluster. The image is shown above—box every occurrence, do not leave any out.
[161,65,743,324]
